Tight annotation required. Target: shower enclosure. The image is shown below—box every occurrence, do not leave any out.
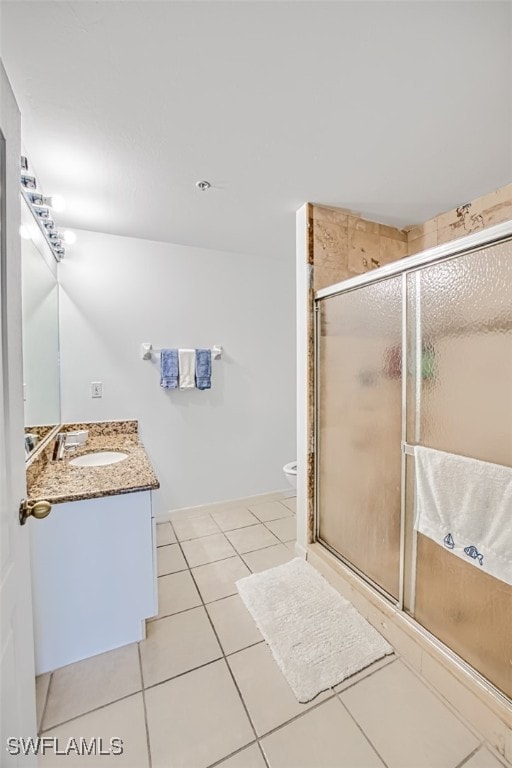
[314,223,512,701]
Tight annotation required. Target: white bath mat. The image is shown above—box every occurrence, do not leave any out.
[236,557,393,703]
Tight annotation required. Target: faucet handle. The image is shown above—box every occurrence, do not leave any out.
[52,430,89,460]
[65,430,88,447]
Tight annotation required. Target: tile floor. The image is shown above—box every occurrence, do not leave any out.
[36,495,509,768]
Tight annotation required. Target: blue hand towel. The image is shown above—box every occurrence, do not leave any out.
[160,349,179,389]
[195,348,212,390]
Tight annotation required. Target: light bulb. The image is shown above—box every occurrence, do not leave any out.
[19,224,31,240]
[63,229,76,245]
[49,194,65,212]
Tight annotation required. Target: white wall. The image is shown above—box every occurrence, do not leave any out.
[59,230,296,516]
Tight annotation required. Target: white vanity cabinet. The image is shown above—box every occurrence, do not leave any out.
[30,490,157,674]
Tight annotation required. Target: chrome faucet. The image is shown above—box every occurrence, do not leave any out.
[52,430,89,461]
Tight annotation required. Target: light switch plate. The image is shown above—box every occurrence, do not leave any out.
[91,381,103,398]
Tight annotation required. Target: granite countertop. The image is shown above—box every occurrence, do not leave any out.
[27,420,160,504]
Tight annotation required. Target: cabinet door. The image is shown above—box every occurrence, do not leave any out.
[0,61,38,762]
[31,491,154,673]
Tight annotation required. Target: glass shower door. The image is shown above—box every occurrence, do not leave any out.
[317,277,403,600]
[406,242,512,699]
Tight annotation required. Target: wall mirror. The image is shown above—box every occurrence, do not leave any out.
[21,195,61,459]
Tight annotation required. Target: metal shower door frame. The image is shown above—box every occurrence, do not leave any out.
[313,219,512,610]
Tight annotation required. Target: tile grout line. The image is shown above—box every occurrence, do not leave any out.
[183,551,239,569]
[255,740,271,768]
[175,521,292,568]
[205,740,260,768]
[155,520,175,548]
[41,520,240,735]
[174,518,222,543]
[137,642,153,768]
[333,655,399,695]
[39,561,258,730]
[151,584,265,618]
[159,497,294,528]
[42,498,401,768]
[255,689,339,741]
[164,493,294,517]
[156,566,189,578]
[40,690,144,734]
[236,538,296,572]
[38,671,53,735]
[223,520,282,554]
[141,650,259,694]
[454,745,485,768]
[42,497,491,768]
[43,509,299,746]
[147,600,203,624]
[336,695,391,768]
[397,656,488,742]
[173,517,367,766]
[38,511,290,729]
[178,528,270,767]
[39,638,480,760]
[137,647,396,747]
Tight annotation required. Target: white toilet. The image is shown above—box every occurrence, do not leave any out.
[283,461,297,490]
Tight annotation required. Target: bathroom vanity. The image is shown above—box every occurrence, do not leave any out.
[26,420,160,674]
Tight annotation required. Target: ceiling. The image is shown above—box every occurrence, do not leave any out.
[1,1,511,260]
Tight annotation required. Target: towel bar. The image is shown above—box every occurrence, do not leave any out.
[141,343,222,361]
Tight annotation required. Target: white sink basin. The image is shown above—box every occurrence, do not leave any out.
[69,451,129,467]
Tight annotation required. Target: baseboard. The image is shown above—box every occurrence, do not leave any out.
[307,542,512,763]
[154,488,295,522]
[294,542,307,559]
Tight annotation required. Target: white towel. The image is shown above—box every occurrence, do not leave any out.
[178,349,196,389]
[414,446,512,585]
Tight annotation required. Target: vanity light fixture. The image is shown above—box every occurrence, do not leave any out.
[48,194,65,212]
[33,205,51,220]
[28,192,66,212]
[28,192,45,206]
[20,155,68,261]
[21,174,37,190]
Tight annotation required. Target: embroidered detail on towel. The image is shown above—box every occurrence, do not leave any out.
[464,545,484,566]
[443,533,455,550]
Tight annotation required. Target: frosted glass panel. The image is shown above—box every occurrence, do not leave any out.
[317,277,402,599]
[413,243,512,463]
[409,242,512,699]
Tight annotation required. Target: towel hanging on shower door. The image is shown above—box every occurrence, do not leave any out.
[414,446,512,585]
